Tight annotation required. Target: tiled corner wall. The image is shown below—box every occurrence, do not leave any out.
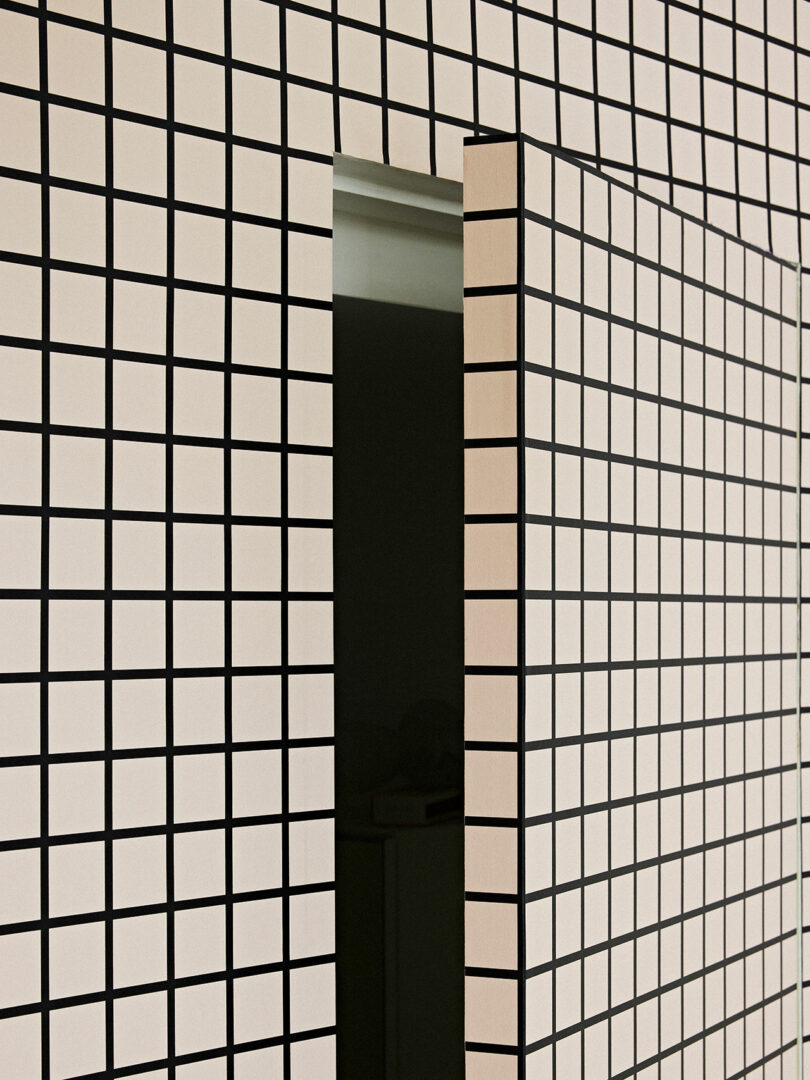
[463,133,802,1079]
[3,1,810,1079]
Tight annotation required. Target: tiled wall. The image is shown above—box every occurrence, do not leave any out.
[464,133,802,1078]
[1,2,810,1078]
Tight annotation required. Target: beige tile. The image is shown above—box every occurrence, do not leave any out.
[175,211,225,285]
[173,367,224,439]
[465,749,517,818]
[288,600,332,665]
[3,93,39,176]
[0,263,40,340]
[464,294,516,366]
[50,1001,106,1079]
[289,889,333,959]
[173,445,223,513]
[112,600,166,669]
[235,972,284,1043]
[232,297,281,368]
[174,289,224,362]
[290,963,335,1033]
[49,104,104,184]
[51,270,106,347]
[232,0,280,67]
[113,520,165,590]
[114,990,167,1068]
[175,55,225,130]
[173,0,224,53]
[113,439,165,512]
[463,140,517,213]
[231,449,281,516]
[340,96,383,162]
[465,446,517,515]
[232,68,281,143]
[286,9,332,82]
[288,305,330,374]
[175,754,225,823]
[112,757,165,829]
[48,23,104,103]
[288,380,331,446]
[232,221,281,293]
[0,178,40,256]
[232,674,281,741]
[49,922,105,999]
[465,899,517,970]
[288,526,332,592]
[434,54,474,121]
[113,913,166,988]
[111,0,165,37]
[286,84,333,154]
[113,835,166,907]
[114,200,167,276]
[0,764,39,841]
[466,1051,517,1080]
[49,680,104,753]
[464,522,517,590]
[387,109,432,174]
[49,841,104,917]
[175,133,225,208]
[173,522,223,591]
[233,748,280,817]
[174,676,224,745]
[233,823,281,892]
[465,674,517,742]
[112,678,165,749]
[338,24,380,95]
[48,761,104,835]
[231,372,280,443]
[113,39,166,117]
[114,119,167,197]
[288,817,333,886]
[232,525,281,592]
[289,746,333,812]
[48,0,104,19]
[465,824,516,893]
[288,232,332,302]
[464,370,516,440]
[49,433,105,509]
[52,187,106,266]
[0,682,39,756]
[113,358,165,433]
[0,9,38,90]
[387,39,429,109]
[464,217,517,289]
[49,516,104,589]
[465,975,517,1046]
[288,672,333,739]
[287,156,330,228]
[232,600,281,666]
[173,599,224,668]
[0,514,40,593]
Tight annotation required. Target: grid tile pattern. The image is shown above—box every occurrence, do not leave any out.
[3,1,810,1078]
[463,134,802,1079]
[0,2,335,1077]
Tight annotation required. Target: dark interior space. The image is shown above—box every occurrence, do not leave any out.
[333,296,464,1080]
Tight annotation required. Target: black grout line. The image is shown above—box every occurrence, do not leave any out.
[36,2,51,1075]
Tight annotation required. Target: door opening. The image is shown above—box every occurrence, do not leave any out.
[333,156,464,1079]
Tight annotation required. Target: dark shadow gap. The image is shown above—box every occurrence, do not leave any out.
[333,296,464,1080]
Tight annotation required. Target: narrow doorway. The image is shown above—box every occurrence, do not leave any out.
[332,157,464,1079]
